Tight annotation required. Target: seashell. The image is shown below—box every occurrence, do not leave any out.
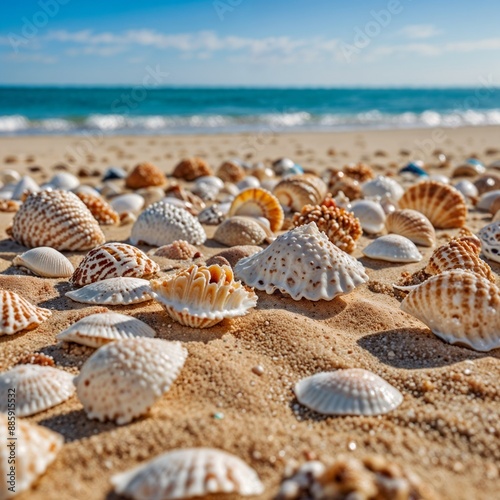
[273,174,327,212]
[490,196,500,216]
[327,171,362,200]
[131,201,207,247]
[164,185,206,214]
[125,162,167,189]
[75,192,119,225]
[398,180,467,229]
[235,223,368,301]
[74,185,101,197]
[150,264,257,328]
[429,173,450,184]
[75,338,187,424]
[10,190,105,250]
[216,160,246,183]
[111,448,264,499]
[0,185,15,200]
[229,187,284,232]
[0,414,63,499]
[400,270,500,351]
[206,245,262,268]
[12,175,40,200]
[0,199,20,212]
[120,211,137,225]
[13,247,74,278]
[47,172,80,190]
[172,157,213,181]
[0,290,52,336]
[272,157,303,175]
[57,312,155,347]
[361,176,404,203]
[103,166,126,181]
[198,204,225,225]
[494,210,500,222]
[454,179,479,200]
[110,193,145,214]
[342,163,374,182]
[479,221,500,263]
[385,209,436,247]
[66,277,153,305]
[192,175,224,201]
[294,369,403,416]
[476,189,500,212]
[452,159,486,177]
[100,180,123,199]
[0,169,21,184]
[137,186,166,208]
[213,216,270,246]
[71,242,160,286]
[333,190,351,210]
[236,175,260,191]
[474,173,500,195]
[250,164,275,182]
[363,235,422,263]
[399,161,428,178]
[0,364,74,416]
[350,200,386,234]
[154,240,202,260]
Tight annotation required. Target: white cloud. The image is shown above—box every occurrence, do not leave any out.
[398,24,442,40]
[2,52,57,64]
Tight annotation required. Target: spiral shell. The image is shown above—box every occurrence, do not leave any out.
[385,209,436,247]
[172,157,213,181]
[75,192,120,225]
[125,161,167,189]
[273,174,327,212]
[13,247,74,278]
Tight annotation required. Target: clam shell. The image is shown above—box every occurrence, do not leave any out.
[476,189,500,212]
[479,221,500,263]
[13,247,74,278]
[12,176,40,200]
[385,209,436,247]
[0,169,21,184]
[47,172,80,190]
[75,338,187,424]
[361,176,404,203]
[213,216,270,246]
[110,193,145,214]
[0,364,74,416]
[295,369,403,416]
[350,200,386,234]
[237,175,260,191]
[454,180,478,200]
[111,448,264,499]
[273,174,327,212]
[362,234,422,263]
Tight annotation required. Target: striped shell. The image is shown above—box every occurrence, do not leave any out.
[0,364,74,416]
[125,162,166,189]
[112,448,264,499]
[399,181,467,229]
[57,312,156,347]
[214,216,271,246]
[75,338,187,424]
[76,192,120,225]
[362,235,422,263]
[150,264,257,328]
[400,270,500,351]
[350,200,386,234]
[273,174,327,212]
[385,209,436,247]
[479,221,500,263]
[13,247,74,278]
[10,190,105,250]
[71,242,160,286]
[295,369,403,416]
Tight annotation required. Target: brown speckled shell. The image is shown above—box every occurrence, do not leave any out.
[216,161,246,183]
[172,157,213,181]
[327,171,362,200]
[125,162,167,189]
[76,192,120,225]
[154,240,202,260]
[342,163,375,183]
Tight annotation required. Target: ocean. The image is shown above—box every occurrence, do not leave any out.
[1,86,499,136]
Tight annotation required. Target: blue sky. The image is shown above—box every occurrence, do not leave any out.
[1,0,500,86]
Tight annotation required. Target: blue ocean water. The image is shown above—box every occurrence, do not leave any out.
[1,86,499,135]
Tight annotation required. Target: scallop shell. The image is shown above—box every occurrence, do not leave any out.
[130,201,207,247]
[13,247,74,278]
[273,174,327,212]
[10,190,105,250]
[479,221,500,263]
[75,192,120,225]
[154,240,202,260]
[234,223,368,301]
[398,180,467,229]
[126,162,167,189]
[57,312,155,347]
[0,290,52,336]
[198,204,225,225]
[111,448,264,499]
[214,216,271,246]
[150,264,257,328]
[110,193,145,214]
[66,277,153,305]
[350,200,386,234]
[363,235,422,263]
[71,242,160,286]
[385,209,436,247]
[361,176,404,203]
[294,369,403,416]
[400,270,500,351]
[75,338,187,424]
[0,364,74,416]
[172,157,213,181]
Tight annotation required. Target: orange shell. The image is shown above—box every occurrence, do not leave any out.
[76,192,120,225]
[125,162,167,189]
[154,240,202,260]
[172,157,213,181]
[216,161,246,183]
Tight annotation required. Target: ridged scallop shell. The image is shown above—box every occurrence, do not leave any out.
[71,242,160,286]
[399,181,467,229]
[131,201,207,246]
[273,174,327,212]
[363,235,422,263]
[0,290,52,336]
[0,415,63,499]
[150,264,257,328]
[111,448,264,499]
[0,364,74,416]
[154,240,202,260]
[57,312,155,347]
[66,277,152,305]
[234,223,368,301]
[385,209,436,247]
[400,270,500,351]
[294,369,403,416]
[479,221,500,263]
[214,216,271,247]
[75,192,120,225]
[350,200,386,234]
[13,247,74,278]
[75,338,187,424]
[126,162,166,189]
[110,193,145,214]
[10,190,105,250]
[361,176,404,202]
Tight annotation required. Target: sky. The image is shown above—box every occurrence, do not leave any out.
[1,0,500,87]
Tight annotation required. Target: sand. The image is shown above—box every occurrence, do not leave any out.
[0,126,499,500]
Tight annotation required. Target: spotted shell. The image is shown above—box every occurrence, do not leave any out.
[13,247,74,278]
[385,209,436,247]
[479,221,500,263]
[172,157,213,181]
[363,235,422,263]
[361,175,404,203]
[273,174,327,212]
[216,160,246,183]
[10,190,105,250]
[75,192,120,225]
[350,200,386,234]
[294,369,403,416]
[125,162,167,189]
[111,448,264,499]
[198,204,226,225]
[110,193,145,214]
[400,270,500,351]
[150,264,257,328]
[214,216,271,246]
[75,338,187,424]
[154,240,202,260]
[71,242,160,286]
[0,364,74,416]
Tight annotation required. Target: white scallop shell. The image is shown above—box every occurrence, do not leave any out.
[479,221,500,263]
[111,448,264,499]
[454,180,478,199]
[47,172,80,191]
[294,369,403,416]
[12,176,40,200]
[362,235,422,263]
[75,338,187,424]
[57,312,156,347]
[476,190,500,212]
[66,277,153,305]
[361,176,404,203]
[13,247,74,278]
[350,200,386,234]
[110,193,145,214]
[0,364,75,416]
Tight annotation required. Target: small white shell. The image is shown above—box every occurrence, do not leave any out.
[363,234,422,263]
[479,222,500,263]
[454,180,478,200]
[237,175,260,191]
[193,176,224,200]
[12,176,40,200]
[47,172,80,191]
[476,190,500,212]
[0,169,21,184]
[110,193,145,214]
[73,185,101,197]
[361,176,404,203]
[13,247,74,278]
[350,200,386,234]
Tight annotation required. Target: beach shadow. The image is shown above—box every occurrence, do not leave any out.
[358,256,412,271]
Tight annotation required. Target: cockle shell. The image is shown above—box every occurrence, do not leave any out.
[234,223,368,301]
[110,193,145,214]
[10,190,105,250]
[214,216,271,246]
[57,312,155,347]
[172,157,213,181]
[13,247,74,278]
[350,200,386,234]
[71,242,160,286]
[479,221,500,263]
[150,264,257,328]
[0,364,74,416]
[361,176,404,203]
[362,235,422,263]
[400,270,500,351]
[273,174,327,212]
[75,338,187,424]
[294,369,403,416]
[125,162,166,189]
[0,290,52,336]
[75,192,120,225]
[111,448,264,499]
[385,209,436,247]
